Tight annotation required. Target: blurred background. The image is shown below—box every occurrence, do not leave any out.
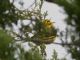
[0,0,80,60]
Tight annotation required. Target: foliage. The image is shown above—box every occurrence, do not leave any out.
[52,0,80,60]
[0,0,57,60]
[24,46,43,60]
[51,50,59,60]
[0,29,15,60]
[1,0,80,60]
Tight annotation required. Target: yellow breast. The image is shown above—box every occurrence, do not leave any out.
[42,19,54,29]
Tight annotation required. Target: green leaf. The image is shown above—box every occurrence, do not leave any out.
[0,30,13,48]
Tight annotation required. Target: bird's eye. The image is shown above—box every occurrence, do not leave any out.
[48,23,52,25]
[46,20,50,22]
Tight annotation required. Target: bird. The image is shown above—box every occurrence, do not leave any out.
[31,19,57,44]
[42,19,54,29]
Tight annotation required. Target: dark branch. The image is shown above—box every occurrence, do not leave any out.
[53,42,80,46]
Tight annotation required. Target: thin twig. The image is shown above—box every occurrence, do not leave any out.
[53,42,79,46]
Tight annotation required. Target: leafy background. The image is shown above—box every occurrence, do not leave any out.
[0,0,80,60]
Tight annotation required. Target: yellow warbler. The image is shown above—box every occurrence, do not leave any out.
[42,19,54,29]
[32,19,56,44]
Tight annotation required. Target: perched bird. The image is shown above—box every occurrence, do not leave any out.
[42,19,54,29]
[32,19,57,44]
[42,19,55,35]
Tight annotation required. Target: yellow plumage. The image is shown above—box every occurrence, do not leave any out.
[42,19,53,29]
[32,19,56,44]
